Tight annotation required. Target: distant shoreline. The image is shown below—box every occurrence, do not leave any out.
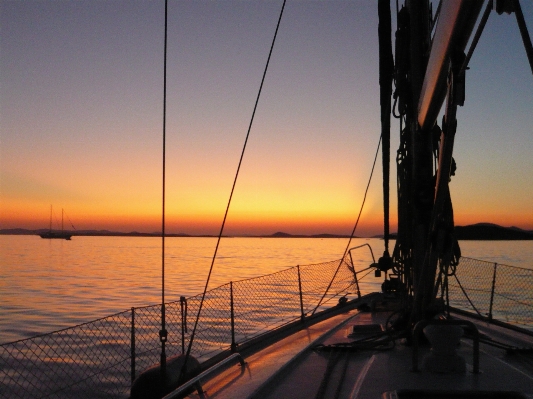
[0,229,353,239]
[1,223,532,240]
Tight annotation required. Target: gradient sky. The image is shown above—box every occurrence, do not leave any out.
[1,1,532,236]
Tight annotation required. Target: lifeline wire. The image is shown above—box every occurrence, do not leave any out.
[181,0,288,375]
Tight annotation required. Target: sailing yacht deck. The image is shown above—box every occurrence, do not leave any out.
[183,298,533,399]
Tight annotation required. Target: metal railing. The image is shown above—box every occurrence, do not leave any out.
[449,257,533,327]
[0,256,364,399]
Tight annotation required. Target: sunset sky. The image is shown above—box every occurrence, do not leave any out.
[1,0,532,237]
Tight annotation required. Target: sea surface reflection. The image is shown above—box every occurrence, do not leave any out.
[1,235,531,344]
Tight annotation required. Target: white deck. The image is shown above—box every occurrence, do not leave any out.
[182,298,533,399]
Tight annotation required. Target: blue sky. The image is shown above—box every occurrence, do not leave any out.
[1,0,532,236]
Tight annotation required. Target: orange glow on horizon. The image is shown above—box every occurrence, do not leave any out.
[2,195,531,237]
[1,198,393,237]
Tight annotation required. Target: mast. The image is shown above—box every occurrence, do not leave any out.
[392,0,483,324]
[406,0,432,317]
[391,0,433,319]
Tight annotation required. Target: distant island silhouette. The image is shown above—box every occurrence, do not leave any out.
[1,223,532,240]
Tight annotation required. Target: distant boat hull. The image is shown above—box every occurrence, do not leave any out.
[39,231,72,240]
[41,205,73,240]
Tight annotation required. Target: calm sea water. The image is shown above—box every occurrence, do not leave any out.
[1,235,532,344]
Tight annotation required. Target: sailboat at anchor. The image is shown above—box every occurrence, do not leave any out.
[39,205,73,240]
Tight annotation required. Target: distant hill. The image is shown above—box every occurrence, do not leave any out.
[270,231,294,238]
[0,228,34,235]
[454,223,533,240]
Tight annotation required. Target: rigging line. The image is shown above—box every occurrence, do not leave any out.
[514,0,533,76]
[182,0,287,372]
[311,134,383,316]
[63,210,76,230]
[431,0,442,34]
[452,274,484,319]
[159,0,168,374]
[460,0,493,75]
